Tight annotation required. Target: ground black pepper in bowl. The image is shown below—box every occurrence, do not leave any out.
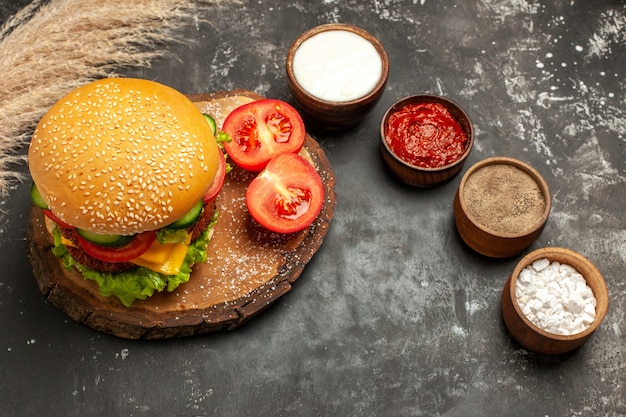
[462,162,546,235]
[453,157,551,258]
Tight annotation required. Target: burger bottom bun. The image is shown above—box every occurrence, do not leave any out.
[26,90,337,339]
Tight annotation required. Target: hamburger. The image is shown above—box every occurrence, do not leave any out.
[28,78,224,307]
[26,89,337,338]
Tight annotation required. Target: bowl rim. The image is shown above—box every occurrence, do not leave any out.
[508,246,609,341]
[457,156,551,238]
[379,94,475,172]
[286,23,389,106]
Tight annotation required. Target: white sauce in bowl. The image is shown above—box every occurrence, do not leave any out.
[292,30,383,102]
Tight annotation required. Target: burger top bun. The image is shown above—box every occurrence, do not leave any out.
[29,78,221,235]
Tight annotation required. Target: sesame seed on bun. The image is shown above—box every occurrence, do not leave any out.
[28,78,221,235]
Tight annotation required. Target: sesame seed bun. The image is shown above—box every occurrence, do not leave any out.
[28,78,221,235]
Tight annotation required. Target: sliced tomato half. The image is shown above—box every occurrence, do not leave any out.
[203,151,227,203]
[222,99,305,172]
[75,230,157,263]
[246,153,324,234]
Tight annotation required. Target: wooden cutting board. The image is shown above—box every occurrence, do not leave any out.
[26,90,337,339]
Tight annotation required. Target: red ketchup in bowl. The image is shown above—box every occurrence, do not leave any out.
[384,102,468,168]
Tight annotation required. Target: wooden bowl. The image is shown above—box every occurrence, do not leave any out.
[286,23,389,131]
[380,94,474,187]
[453,157,550,258]
[502,247,609,354]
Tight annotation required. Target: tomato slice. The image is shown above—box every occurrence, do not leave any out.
[222,99,306,172]
[203,151,227,203]
[75,230,157,263]
[246,153,324,234]
[43,209,72,228]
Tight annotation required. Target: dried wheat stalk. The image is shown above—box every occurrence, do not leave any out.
[0,0,222,195]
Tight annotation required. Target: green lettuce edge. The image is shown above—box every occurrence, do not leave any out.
[51,211,219,307]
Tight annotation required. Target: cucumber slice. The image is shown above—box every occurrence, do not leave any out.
[30,182,49,209]
[76,229,136,248]
[202,113,217,135]
[168,199,203,229]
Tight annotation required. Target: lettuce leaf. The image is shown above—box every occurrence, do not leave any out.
[51,211,218,307]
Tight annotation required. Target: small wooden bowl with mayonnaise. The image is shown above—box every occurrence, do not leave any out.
[501,247,609,355]
[286,23,389,131]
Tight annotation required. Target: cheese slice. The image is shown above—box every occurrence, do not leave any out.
[47,217,190,276]
[130,239,189,275]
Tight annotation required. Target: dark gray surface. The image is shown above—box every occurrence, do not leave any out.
[1,1,625,416]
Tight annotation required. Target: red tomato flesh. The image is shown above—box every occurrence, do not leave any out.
[223,99,305,172]
[43,209,72,228]
[246,153,324,234]
[75,230,157,263]
[203,151,227,203]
